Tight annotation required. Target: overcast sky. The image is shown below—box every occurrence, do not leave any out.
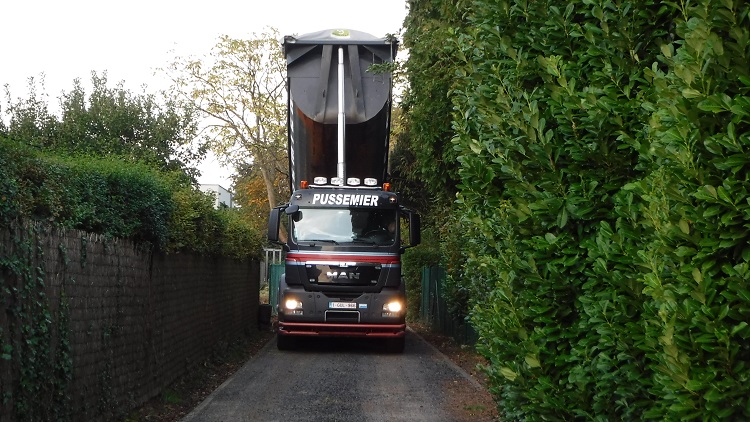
[1,0,409,187]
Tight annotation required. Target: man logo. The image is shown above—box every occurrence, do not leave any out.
[326,271,361,280]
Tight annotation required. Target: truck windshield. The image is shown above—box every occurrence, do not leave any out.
[292,208,397,246]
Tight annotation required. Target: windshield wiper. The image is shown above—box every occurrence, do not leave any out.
[353,239,380,245]
[302,239,340,245]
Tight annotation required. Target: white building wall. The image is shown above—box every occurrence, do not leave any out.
[199,184,233,209]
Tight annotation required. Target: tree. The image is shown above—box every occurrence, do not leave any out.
[164,29,289,219]
[399,0,468,206]
[58,73,204,178]
[2,73,204,180]
[231,161,288,237]
[2,76,58,147]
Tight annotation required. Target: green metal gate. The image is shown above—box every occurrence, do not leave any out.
[420,266,477,344]
[269,263,284,315]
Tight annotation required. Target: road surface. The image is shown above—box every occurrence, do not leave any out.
[182,330,493,421]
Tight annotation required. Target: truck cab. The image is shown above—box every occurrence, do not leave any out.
[268,186,419,352]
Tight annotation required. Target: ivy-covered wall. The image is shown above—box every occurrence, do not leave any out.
[0,222,259,421]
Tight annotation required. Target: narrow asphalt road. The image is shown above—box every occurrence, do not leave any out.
[181,330,490,422]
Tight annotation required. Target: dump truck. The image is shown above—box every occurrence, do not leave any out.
[267,29,420,352]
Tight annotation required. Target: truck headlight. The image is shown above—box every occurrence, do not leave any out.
[384,301,402,313]
[285,299,303,315]
[382,301,402,317]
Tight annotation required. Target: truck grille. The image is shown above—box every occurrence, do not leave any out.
[325,310,360,323]
[307,264,380,285]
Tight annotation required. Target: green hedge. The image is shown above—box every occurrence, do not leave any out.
[0,137,261,259]
[168,182,261,259]
[402,0,750,419]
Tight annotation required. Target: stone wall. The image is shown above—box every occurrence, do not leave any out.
[0,223,260,421]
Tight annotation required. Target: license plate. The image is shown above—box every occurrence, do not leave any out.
[329,301,357,309]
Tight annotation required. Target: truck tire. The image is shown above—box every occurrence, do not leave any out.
[276,334,296,351]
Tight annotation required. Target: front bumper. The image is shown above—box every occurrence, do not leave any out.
[277,285,406,338]
[278,322,406,338]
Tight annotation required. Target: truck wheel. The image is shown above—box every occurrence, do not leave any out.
[277,334,296,351]
[385,337,405,353]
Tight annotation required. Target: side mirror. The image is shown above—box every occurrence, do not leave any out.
[268,206,283,243]
[285,204,302,222]
[410,212,421,246]
[285,204,299,214]
[400,209,421,252]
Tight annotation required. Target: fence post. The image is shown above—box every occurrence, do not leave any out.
[432,267,440,331]
[421,266,429,321]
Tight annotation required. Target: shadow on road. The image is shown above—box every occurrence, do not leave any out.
[275,334,419,355]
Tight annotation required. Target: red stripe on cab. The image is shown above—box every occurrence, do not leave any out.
[286,252,400,264]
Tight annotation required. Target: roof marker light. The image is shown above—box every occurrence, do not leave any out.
[331,29,351,38]
[300,180,309,189]
[383,183,391,192]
